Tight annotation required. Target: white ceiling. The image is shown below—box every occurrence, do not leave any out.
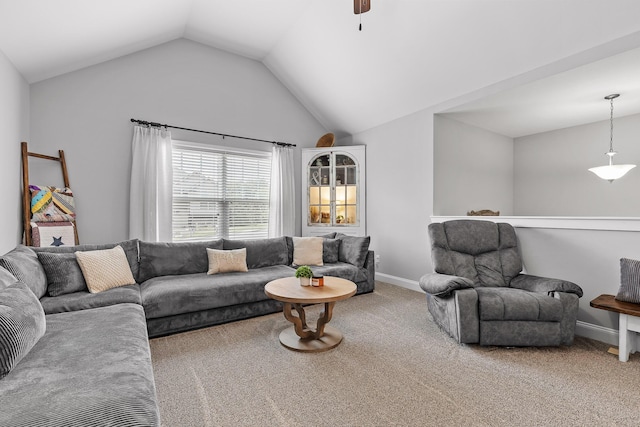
[441,46,640,138]
[2,0,640,136]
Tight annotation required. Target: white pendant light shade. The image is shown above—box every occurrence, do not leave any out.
[588,94,636,183]
[588,163,636,182]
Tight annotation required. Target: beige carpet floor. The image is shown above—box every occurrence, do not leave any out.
[149,282,640,427]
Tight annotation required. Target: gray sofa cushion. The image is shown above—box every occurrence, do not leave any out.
[141,265,296,319]
[323,239,340,264]
[37,252,87,296]
[39,284,142,315]
[428,221,522,287]
[138,239,223,283]
[34,239,140,283]
[307,262,369,284]
[336,234,370,268]
[0,245,48,298]
[476,287,563,322]
[0,266,17,289]
[0,281,46,379]
[0,303,159,426]
[224,237,289,269]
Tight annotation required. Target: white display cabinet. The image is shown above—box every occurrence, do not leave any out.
[301,145,366,237]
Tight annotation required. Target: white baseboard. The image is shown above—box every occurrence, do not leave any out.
[375,273,421,293]
[377,273,621,346]
[575,320,618,346]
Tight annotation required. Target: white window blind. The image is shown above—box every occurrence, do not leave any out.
[172,141,271,242]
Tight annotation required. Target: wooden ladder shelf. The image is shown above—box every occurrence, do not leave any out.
[21,141,79,246]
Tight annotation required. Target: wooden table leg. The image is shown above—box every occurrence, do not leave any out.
[283,302,314,339]
[278,302,344,352]
[316,302,335,338]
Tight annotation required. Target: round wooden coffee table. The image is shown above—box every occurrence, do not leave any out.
[264,276,357,352]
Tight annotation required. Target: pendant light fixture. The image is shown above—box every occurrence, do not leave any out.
[588,94,636,183]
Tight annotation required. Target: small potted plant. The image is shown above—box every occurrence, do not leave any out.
[295,265,313,287]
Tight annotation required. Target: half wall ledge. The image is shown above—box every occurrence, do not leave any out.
[430,216,640,232]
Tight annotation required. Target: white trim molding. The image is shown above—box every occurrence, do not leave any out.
[576,320,618,346]
[430,216,640,232]
[376,273,421,293]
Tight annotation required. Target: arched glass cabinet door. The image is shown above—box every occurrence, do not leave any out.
[302,145,366,236]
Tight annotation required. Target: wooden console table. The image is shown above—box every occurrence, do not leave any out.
[590,294,640,362]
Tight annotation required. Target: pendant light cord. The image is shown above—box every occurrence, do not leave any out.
[609,96,614,153]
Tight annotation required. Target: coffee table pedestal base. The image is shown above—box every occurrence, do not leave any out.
[279,325,343,353]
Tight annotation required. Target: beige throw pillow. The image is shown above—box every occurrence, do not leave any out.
[75,245,136,293]
[292,237,323,266]
[207,248,249,274]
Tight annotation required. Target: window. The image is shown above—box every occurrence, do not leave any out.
[172,141,271,242]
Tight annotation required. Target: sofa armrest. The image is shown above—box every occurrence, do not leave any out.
[419,273,474,296]
[509,274,583,298]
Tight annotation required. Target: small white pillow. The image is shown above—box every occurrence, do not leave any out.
[75,245,136,293]
[292,237,323,266]
[207,248,249,275]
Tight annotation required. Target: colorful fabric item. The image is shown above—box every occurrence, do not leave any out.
[31,222,75,247]
[30,185,75,222]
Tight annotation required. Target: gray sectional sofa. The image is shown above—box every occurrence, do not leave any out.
[0,234,374,427]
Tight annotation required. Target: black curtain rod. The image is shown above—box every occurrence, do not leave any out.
[130,118,296,147]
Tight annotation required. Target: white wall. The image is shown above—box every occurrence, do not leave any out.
[29,38,326,244]
[514,113,640,216]
[434,115,514,216]
[0,49,29,253]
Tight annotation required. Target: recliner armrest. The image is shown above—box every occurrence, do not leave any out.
[419,273,474,297]
[509,274,583,298]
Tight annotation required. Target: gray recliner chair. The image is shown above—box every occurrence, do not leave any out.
[419,220,583,346]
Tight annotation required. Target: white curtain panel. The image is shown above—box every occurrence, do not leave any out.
[268,145,295,237]
[129,125,173,242]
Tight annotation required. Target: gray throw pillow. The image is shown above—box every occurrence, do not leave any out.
[616,258,640,303]
[336,234,371,268]
[323,239,340,264]
[0,246,48,299]
[37,252,88,296]
[0,281,46,379]
[34,239,140,284]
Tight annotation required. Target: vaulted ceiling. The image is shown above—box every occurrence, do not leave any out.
[2,0,640,137]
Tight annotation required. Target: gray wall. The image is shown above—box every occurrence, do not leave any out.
[514,112,640,216]
[0,49,29,253]
[434,115,514,216]
[517,226,640,333]
[29,38,326,244]
[345,109,434,283]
